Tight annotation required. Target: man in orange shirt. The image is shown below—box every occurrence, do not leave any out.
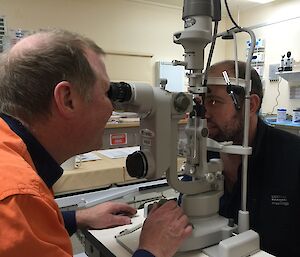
[0,30,192,257]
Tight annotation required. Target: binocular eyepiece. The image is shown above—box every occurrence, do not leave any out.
[108,82,132,103]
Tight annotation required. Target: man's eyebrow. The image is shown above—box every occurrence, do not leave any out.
[206,93,223,99]
[205,94,225,101]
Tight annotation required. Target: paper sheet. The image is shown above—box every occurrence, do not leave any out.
[76,152,102,162]
[98,146,140,159]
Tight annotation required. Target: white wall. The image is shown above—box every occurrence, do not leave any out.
[0,0,182,84]
[0,0,180,85]
[0,0,227,85]
[1,0,298,115]
[222,0,300,115]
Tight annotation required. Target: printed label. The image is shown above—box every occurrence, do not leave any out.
[110,133,128,145]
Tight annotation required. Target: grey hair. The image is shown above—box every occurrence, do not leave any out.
[0,29,105,122]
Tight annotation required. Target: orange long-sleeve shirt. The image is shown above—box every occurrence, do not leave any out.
[0,116,72,257]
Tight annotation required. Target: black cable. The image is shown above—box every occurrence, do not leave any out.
[224,0,243,30]
[203,21,219,86]
[271,77,282,115]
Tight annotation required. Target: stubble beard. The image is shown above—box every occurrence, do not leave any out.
[208,112,244,144]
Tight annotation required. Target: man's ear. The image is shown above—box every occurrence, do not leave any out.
[53,81,76,118]
[250,94,261,115]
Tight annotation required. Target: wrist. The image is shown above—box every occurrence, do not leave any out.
[75,209,90,229]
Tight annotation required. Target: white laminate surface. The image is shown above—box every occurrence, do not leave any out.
[87,210,273,257]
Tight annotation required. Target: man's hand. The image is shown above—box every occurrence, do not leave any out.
[76,202,137,229]
[138,200,192,257]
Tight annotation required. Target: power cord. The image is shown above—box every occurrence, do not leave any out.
[270,77,282,115]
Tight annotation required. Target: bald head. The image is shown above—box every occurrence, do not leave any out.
[10,33,50,57]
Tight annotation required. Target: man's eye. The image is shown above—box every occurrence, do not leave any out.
[205,99,217,105]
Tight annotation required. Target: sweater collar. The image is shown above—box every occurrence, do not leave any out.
[250,117,268,161]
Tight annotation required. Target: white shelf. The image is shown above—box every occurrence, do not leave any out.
[276,71,300,85]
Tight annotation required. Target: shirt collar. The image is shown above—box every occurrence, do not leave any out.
[0,113,63,188]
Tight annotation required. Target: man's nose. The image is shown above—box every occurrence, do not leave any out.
[204,104,211,119]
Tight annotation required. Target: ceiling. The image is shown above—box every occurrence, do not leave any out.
[139,0,268,14]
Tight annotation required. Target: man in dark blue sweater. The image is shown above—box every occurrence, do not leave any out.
[189,60,300,256]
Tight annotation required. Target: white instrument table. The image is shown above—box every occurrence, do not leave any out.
[83,210,273,257]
